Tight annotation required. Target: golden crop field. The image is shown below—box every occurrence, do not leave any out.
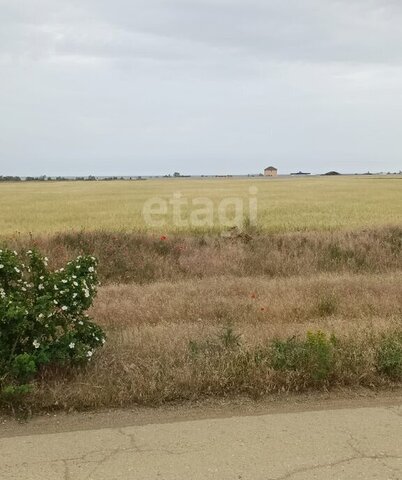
[1,175,401,235]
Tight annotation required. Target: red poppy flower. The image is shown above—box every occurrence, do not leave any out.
[160,235,167,241]
[260,307,265,311]
[250,293,257,299]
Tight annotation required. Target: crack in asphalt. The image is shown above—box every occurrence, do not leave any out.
[62,460,71,480]
[5,440,401,480]
[269,454,402,480]
[83,447,123,480]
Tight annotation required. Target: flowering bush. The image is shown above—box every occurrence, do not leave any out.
[0,248,105,391]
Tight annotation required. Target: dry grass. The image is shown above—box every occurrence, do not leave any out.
[4,226,402,284]
[1,227,401,412]
[26,271,402,410]
[91,273,402,328]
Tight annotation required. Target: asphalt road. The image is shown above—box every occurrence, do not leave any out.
[1,402,401,479]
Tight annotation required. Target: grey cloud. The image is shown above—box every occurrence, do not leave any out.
[66,0,402,64]
[0,0,401,175]
[3,1,402,64]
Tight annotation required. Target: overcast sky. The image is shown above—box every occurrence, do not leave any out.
[1,0,402,175]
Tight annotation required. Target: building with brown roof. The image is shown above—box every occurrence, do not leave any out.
[264,166,278,177]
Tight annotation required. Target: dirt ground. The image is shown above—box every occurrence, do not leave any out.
[2,388,401,438]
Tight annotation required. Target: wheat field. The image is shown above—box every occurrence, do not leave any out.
[1,176,402,235]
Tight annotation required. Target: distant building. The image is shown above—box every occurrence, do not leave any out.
[264,166,278,177]
[290,171,311,176]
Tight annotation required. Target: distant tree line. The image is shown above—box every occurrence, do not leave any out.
[0,176,22,182]
[0,175,147,182]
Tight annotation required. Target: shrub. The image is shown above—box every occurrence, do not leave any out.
[270,331,335,385]
[269,336,304,371]
[0,384,33,417]
[376,334,402,380]
[0,248,105,399]
[304,331,335,382]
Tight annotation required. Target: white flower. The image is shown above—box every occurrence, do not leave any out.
[78,320,84,325]
[54,285,58,290]
[53,299,58,305]
[21,287,27,292]
[33,340,40,349]
[27,250,32,254]
[61,305,68,311]
[38,313,44,319]
[73,281,78,287]
[88,266,95,272]
[44,257,48,262]
[69,342,75,349]
[61,279,67,284]
[14,267,20,273]
[86,350,93,358]
[39,276,44,280]
[38,284,44,290]
[102,338,106,344]
[73,293,78,299]
[13,251,18,256]
[0,264,4,269]
[72,275,77,279]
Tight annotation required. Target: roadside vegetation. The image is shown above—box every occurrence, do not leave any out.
[0,226,401,413]
[6,226,402,284]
